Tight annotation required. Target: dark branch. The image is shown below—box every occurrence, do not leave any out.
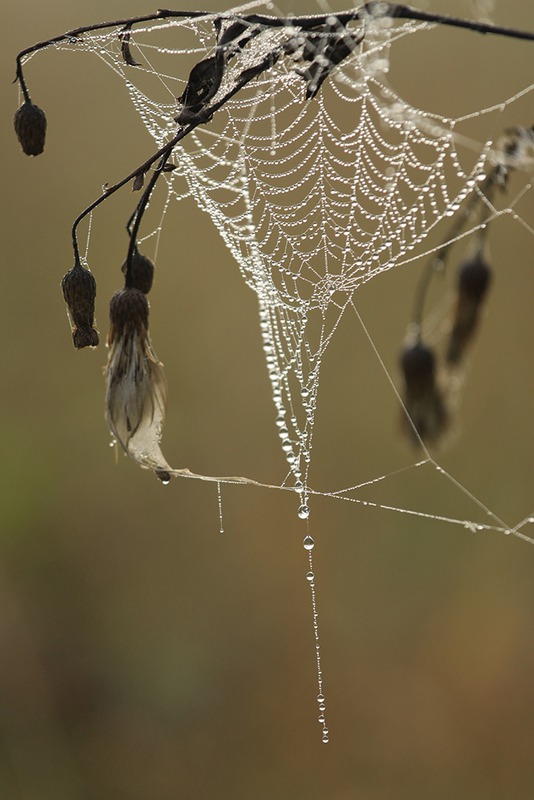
[15,3,534,73]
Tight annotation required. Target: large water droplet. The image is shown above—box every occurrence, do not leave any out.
[156,469,171,485]
[306,571,314,582]
[303,535,315,551]
[298,504,310,520]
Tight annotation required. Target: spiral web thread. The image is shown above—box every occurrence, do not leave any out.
[48,5,534,542]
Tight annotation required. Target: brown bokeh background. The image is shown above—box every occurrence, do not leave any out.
[2,1,534,798]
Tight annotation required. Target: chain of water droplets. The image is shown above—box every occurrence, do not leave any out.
[303,531,329,743]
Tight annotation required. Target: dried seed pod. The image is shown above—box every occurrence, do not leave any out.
[106,288,172,479]
[400,341,448,445]
[61,263,99,348]
[446,255,492,365]
[14,100,47,156]
[122,249,155,294]
[108,287,149,341]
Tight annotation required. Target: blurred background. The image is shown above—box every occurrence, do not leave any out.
[2,1,534,798]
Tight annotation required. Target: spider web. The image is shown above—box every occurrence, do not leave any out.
[20,0,534,746]
[47,4,534,543]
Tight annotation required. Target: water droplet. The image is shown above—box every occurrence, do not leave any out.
[322,734,329,744]
[156,469,171,485]
[306,571,314,582]
[303,535,315,551]
[317,693,325,703]
[298,504,310,520]
[318,714,325,723]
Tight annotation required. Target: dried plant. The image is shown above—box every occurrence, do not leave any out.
[400,341,448,446]
[106,287,171,482]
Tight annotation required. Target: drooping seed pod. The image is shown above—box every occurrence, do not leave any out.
[106,287,172,479]
[446,254,492,365]
[61,262,99,348]
[122,248,155,294]
[400,341,448,446]
[14,100,47,156]
[108,287,149,341]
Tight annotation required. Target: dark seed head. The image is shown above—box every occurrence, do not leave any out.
[14,100,47,156]
[122,249,155,294]
[400,341,448,445]
[61,263,99,348]
[446,255,492,365]
[457,255,492,302]
[401,341,436,395]
[72,327,99,348]
[109,287,149,340]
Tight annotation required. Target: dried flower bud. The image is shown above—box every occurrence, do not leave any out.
[400,341,448,445]
[14,100,47,156]
[108,287,149,342]
[122,249,155,294]
[446,255,492,365]
[61,263,99,348]
[72,327,99,349]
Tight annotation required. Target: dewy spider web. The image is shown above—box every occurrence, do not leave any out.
[43,3,533,535]
[14,2,534,741]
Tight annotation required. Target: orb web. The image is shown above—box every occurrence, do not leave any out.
[49,5,532,517]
